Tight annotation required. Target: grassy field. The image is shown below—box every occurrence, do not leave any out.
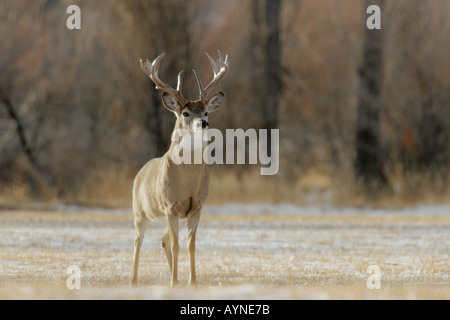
[0,204,449,299]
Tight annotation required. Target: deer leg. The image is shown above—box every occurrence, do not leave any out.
[161,230,172,273]
[166,214,179,286]
[130,218,149,286]
[187,210,201,286]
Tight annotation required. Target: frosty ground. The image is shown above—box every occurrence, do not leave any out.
[0,203,449,299]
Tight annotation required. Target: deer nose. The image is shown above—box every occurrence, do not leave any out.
[201,120,209,129]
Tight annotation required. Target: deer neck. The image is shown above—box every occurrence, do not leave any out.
[166,120,208,170]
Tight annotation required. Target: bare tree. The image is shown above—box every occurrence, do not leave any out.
[355,0,388,192]
[249,0,283,131]
[392,1,449,183]
[126,0,195,157]
[0,0,54,198]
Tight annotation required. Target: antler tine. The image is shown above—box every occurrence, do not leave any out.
[196,51,229,101]
[177,70,185,92]
[217,50,228,66]
[140,58,152,78]
[204,51,228,98]
[140,52,187,105]
[205,52,220,74]
[192,70,205,101]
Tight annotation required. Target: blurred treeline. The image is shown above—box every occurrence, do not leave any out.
[0,0,449,206]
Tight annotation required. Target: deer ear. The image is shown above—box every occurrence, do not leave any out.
[161,92,181,113]
[206,92,225,113]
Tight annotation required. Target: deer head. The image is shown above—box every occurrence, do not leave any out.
[140,51,228,134]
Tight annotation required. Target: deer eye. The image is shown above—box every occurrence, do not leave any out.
[182,112,190,117]
[204,112,208,117]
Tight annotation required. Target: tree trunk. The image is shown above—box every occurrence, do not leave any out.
[0,90,54,199]
[355,0,388,192]
[148,0,192,157]
[263,0,282,131]
[250,0,282,155]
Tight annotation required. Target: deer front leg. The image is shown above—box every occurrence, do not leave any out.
[130,218,149,286]
[166,214,179,286]
[187,210,201,286]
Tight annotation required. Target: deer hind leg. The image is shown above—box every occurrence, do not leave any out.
[187,210,201,286]
[166,214,179,286]
[130,218,149,286]
[161,230,172,273]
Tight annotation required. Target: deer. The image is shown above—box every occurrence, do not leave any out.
[130,51,228,286]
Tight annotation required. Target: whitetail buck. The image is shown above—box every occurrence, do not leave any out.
[130,51,228,286]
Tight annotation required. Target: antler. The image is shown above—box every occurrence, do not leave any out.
[140,53,188,106]
[193,50,229,101]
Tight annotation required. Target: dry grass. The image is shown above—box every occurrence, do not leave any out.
[2,168,449,209]
[0,205,449,299]
[207,169,334,204]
